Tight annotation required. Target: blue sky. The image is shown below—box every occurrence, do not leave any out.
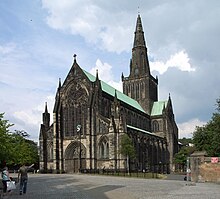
[0,0,220,142]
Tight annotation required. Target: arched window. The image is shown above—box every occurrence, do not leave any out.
[106,143,109,158]
[153,120,160,132]
[99,137,109,159]
[47,143,53,161]
[101,143,105,158]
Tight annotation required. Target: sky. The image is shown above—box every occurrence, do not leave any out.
[0,0,220,143]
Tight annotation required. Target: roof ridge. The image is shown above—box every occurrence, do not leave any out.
[83,69,145,113]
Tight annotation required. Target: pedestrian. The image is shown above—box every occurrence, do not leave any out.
[17,163,34,195]
[1,166,10,196]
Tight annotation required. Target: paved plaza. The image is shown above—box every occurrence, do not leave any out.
[3,173,220,199]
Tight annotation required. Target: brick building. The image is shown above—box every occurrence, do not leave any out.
[39,14,178,173]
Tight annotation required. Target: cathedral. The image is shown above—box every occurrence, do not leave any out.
[39,14,178,174]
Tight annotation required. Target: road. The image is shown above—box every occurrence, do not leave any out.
[4,173,220,199]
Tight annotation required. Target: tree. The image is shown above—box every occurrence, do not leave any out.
[193,98,220,156]
[120,134,136,174]
[178,137,193,146]
[174,146,195,171]
[0,113,39,168]
[9,131,39,166]
[0,113,13,166]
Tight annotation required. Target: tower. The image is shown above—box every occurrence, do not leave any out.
[39,14,178,174]
[43,102,50,129]
[122,14,158,114]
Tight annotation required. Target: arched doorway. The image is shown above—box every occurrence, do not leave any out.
[64,141,86,173]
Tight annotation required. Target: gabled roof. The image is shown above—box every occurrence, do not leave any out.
[151,101,167,116]
[83,70,145,113]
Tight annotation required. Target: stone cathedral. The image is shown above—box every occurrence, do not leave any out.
[39,15,178,174]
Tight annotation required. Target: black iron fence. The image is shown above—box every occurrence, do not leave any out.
[79,168,165,179]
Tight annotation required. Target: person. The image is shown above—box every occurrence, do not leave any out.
[17,163,34,195]
[1,166,10,196]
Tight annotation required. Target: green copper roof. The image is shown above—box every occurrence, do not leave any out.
[151,101,167,116]
[83,70,145,113]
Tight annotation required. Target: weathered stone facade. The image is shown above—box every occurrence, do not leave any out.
[39,15,178,173]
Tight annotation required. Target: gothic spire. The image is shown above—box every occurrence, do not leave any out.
[45,102,48,113]
[95,69,99,81]
[133,14,146,48]
[122,14,158,114]
[130,14,150,77]
[168,93,173,108]
[121,72,124,81]
[58,78,61,90]
[43,102,50,128]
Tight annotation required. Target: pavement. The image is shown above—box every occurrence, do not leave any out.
[2,173,220,199]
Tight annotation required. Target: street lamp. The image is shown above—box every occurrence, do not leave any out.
[77,124,81,172]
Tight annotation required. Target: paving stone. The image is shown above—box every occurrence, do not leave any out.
[4,173,220,199]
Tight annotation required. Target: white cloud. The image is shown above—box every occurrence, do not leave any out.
[41,0,133,53]
[178,118,206,138]
[7,94,55,142]
[1,0,220,142]
[89,59,113,82]
[107,80,123,92]
[150,50,195,74]
[89,59,123,92]
[14,111,40,126]
[0,43,16,54]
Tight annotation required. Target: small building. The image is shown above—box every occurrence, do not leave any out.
[39,14,178,173]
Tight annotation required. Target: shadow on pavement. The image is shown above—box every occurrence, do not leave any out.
[165,174,185,181]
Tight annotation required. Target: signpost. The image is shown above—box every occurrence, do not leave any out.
[211,157,218,163]
[186,157,190,182]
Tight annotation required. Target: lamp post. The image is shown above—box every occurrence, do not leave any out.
[127,154,130,176]
[77,124,81,173]
[186,157,190,182]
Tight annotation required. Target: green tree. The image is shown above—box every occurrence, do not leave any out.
[174,146,195,171]
[178,137,193,146]
[0,113,13,166]
[0,113,39,168]
[193,98,220,156]
[9,131,39,166]
[120,134,136,174]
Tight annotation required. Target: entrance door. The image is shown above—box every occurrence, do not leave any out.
[64,141,86,173]
[65,158,79,173]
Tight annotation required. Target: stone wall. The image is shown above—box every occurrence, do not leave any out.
[199,158,220,182]
[190,152,220,183]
